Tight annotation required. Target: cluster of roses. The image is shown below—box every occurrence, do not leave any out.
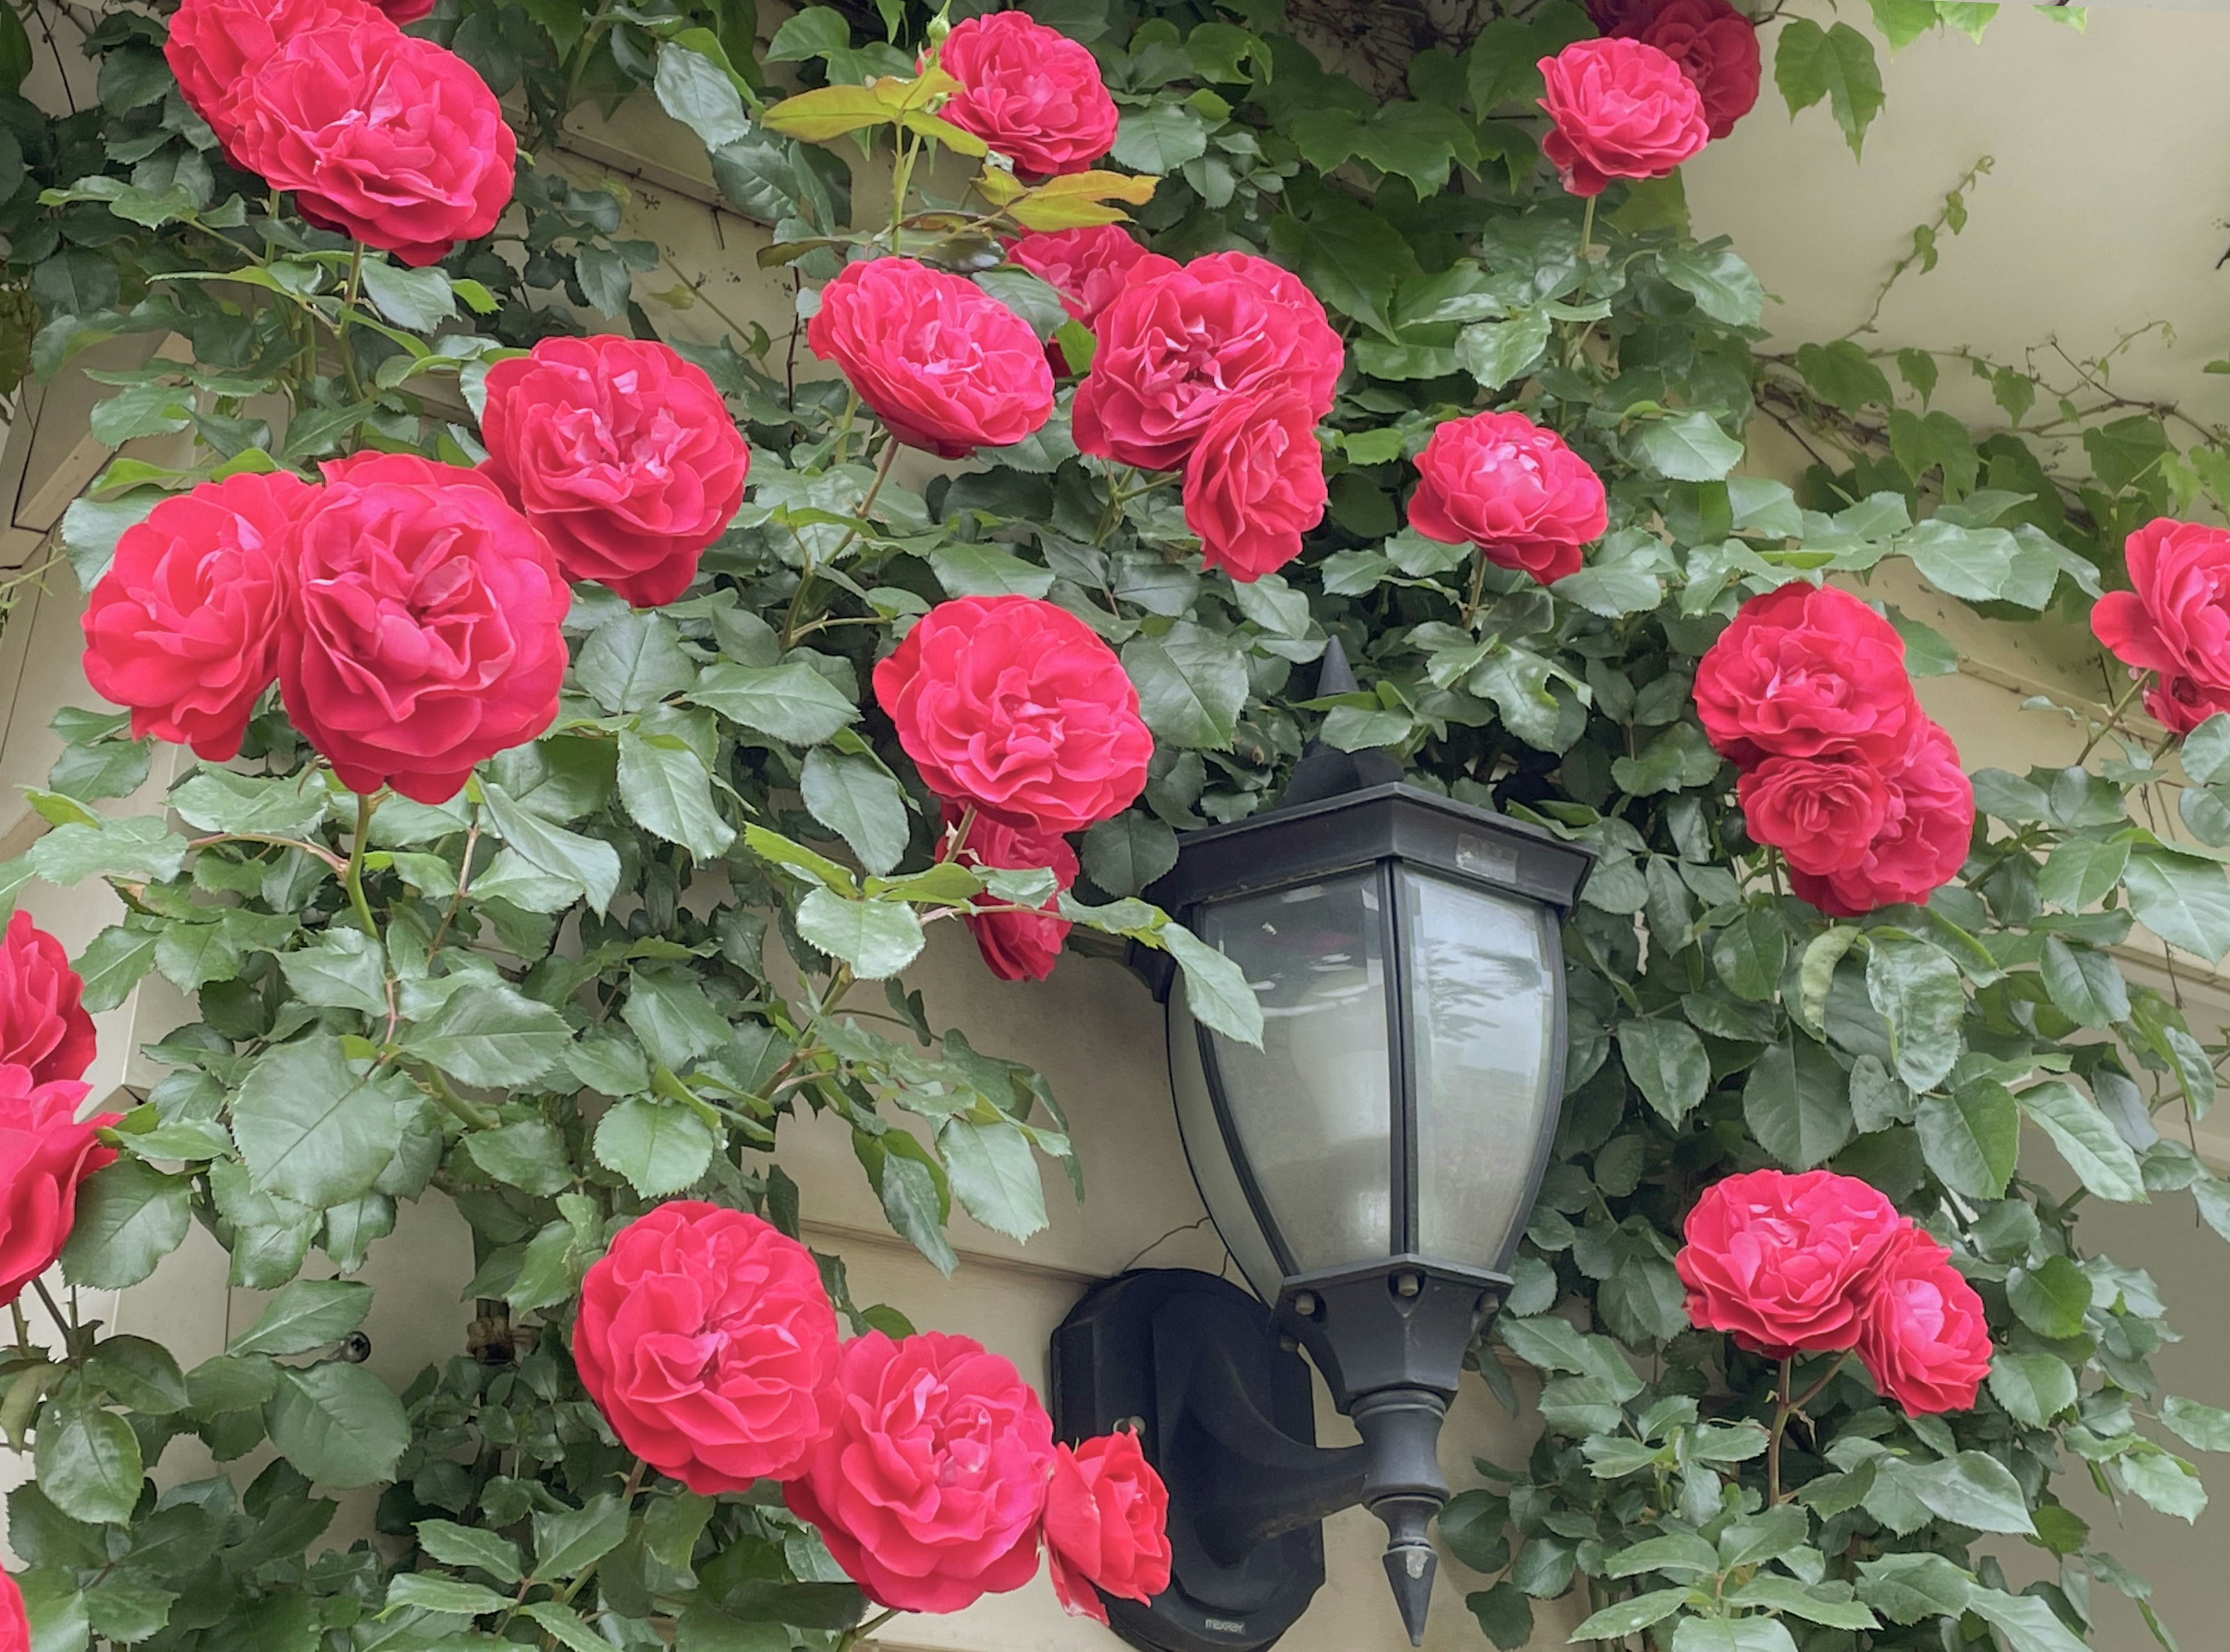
[2091,517,2230,733]
[82,334,748,802]
[1678,1168,1995,1415]
[0,912,113,1312]
[873,595,1153,981]
[1695,582,1976,916]
[573,1200,1171,1621]
[166,0,513,267]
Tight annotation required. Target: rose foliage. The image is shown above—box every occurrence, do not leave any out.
[4,2,2229,1652]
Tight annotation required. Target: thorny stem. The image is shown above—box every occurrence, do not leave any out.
[188,832,348,872]
[427,822,483,957]
[1578,195,1598,258]
[784,437,902,648]
[2073,668,2152,765]
[31,1278,74,1358]
[837,1608,902,1652]
[343,791,381,937]
[1767,1357,1792,1505]
[423,1067,500,1132]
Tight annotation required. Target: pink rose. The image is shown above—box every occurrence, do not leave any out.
[1406,409,1608,585]
[230,28,515,266]
[1693,582,1921,770]
[2092,518,2230,728]
[1,1566,28,1652]
[1182,387,1327,583]
[279,453,568,804]
[365,0,433,17]
[163,0,395,147]
[783,1331,1055,1613]
[1073,251,1343,472]
[1044,1430,1174,1623]
[1005,226,1178,375]
[0,1066,119,1309]
[936,11,1120,178]
[1537,38,1711,197]
[944,807,1077,983]
[480,335,750,608]
[1789,720,1973,917]
[81,470,315,761]
[872,596,1152,835]
[0,913,96,1089]
[1737,755,1890,877]
[807,258,1053,459]
[572,1202,840,1492]
[1675,1168,1903,1358]
[1855,1226,1993,1415]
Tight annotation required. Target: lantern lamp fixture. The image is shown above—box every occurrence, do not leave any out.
[1051,644,1593,1651]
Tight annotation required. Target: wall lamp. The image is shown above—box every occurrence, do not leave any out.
[1052,665,1593,1651]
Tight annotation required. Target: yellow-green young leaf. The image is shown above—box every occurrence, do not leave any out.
[761,84,895,141]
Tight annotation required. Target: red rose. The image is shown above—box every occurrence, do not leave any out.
[0,1571,26,1652]
[480,336,749,608]
[1537,39,1711,197]
[936,12,1120,179]
[1182,388,1327,584]
[2146,671,2230,735]
[1606,0,1762,139]
[807,258,1053,459]
[1044,1430,1174,1623]
[572,1202,839,1492]
[1073,252,1343,472]
[1006,227,1178,374]
[1738,755,1890,877]
[944,807,1077,982]
[1789,719,1972,917]
[1407,409,1608,585]
[0,1066,119,1308]
[280,452,567,804]
[81,471,315,761]
[2092,518,2230,726]
[366,0,434,17]
[783,1330,1055,1613]
[163,0,394,147]
[1694,582,1920,769]
[230,28,515,266]
[0,914,96,1089]
[873,596,1152,834]
[1675,1168,1903,1358]
[1854,1226,1992,1415]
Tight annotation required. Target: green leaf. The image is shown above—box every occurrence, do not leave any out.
[623,970,733,1067]
[1865,937,1965,1091]
[1793,339,1894,412]
[1968,1586,2092,1652]
[1633,412,1745,483]
[384,1576,513,1618]
[1464,1581,1534,1650]
[35,1401,142,1524]
[1161,920,1265,1049]
[2123,848,2230,962]
[1724,1577,1877,1628]
[231,1038,405,1211]
[356,260,456,332]
[1267,198,1413,341]
[483,783,622,914]
[171,768,329,837]
[1617,1019,1709,1125]
[1570,1590,1689,1640]
[1916,1082,2019,1198]
[1454,311,1551,391]
[577,611,697,713]
[796,887,925,979]
[264,1361,409,1488]
[1855,1552,1975,1623]
[925,542,1056,599]
[618,731,735,861]
[1774,18,1886,154]
[1898,520,2021,602]
[2120,1445,2207,1521]
[2038,933,2128,1027]
[656,41,753,151]
[800,748,909,878]
[227,1279,372,1357]
[1111,103,1210,172]
[2161,1394,2230,1453]
[1895,1451,2035,1534]
[1658,241,1765,326]
[1713,908,1786,1000]
[2006,1254,2090,1338]
[1987,1350,2077,1426]
[938,1118,1048,1240]
[533,1493,633,1581]
[31,815,188,886]
[1671,1618,1797,1652]
[1744,1035,1854,1169]
[1081,812,1178,898]
[2037,835,2130,909]
[594,1099,716,1199]
[59,1158,189,1290]
[404,982,572,1088]
[415,1521,523,1583]
[1124,624,1247,750]
[2018,1078,2148,1201]
[522,1604,615,1652]
[278,930,390,1018]
[689,661,861,746]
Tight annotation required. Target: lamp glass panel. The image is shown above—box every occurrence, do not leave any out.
[1403,869,1559,1271]
[1199,872,1393,1272]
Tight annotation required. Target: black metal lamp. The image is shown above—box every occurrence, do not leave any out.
[1052,655,1593,1652]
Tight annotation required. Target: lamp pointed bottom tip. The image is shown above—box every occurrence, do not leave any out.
[1380,1542,1436,1646]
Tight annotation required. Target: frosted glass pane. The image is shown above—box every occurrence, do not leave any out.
[1201,874,1391,1272]
[1405,870,1558,1271]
